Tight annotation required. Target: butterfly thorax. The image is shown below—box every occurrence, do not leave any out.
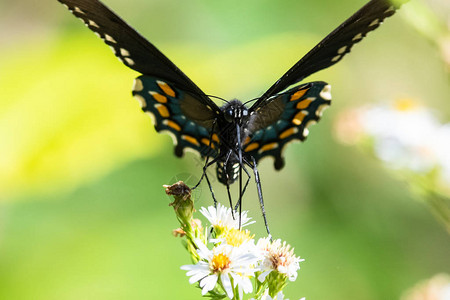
[216,100,250,185]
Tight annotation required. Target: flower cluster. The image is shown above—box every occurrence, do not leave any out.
[335,99,450,189]
[166,183,304,300]
[334,99,450,231]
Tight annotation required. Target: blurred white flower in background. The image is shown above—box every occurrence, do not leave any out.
[334,99,450,232]
[335,99,450,188]
[401,273,450,300]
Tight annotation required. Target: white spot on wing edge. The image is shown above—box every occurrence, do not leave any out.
[369,18,380,27]
[132,78,144,92]
[337,46,347,54]
[320,85,332,100]
[384,6,394,14]
[88,20,100,28]
[331,55,341,62]
[352,33,363,41]
[303,128,310,137]
[104,34,117,43]
[74,6,85,14]
[120,48,130,57]
[124,57,135,66]
[133,94,147,109]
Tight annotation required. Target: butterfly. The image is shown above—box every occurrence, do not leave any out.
[58,0,408,234]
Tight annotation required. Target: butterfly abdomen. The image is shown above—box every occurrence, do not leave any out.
[216,159,240,185]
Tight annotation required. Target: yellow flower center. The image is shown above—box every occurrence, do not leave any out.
[395,98,418,111]
[224,228,254,247]
[210,253,231,272]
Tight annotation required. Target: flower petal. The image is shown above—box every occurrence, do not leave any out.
[200,274,218,295]
[220,273,234,299]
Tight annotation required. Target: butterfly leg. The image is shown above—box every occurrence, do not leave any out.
[203,170,218,208]
[222,149,235,219]
[192,121,218,190]
[192,155,221,189]
[250,156,271,237]
[233,164,251,211]
[235,123,251,229]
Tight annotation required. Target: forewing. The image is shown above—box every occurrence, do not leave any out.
[255,0,408,104]
[244,82,331,169]
[132,76,220,158]
[58,0,217,107]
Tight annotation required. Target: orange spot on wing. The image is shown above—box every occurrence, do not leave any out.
[290,88,308,101]
[212,133,220,143]
[182,135,200,146]
[292,111,308,125]
[157,81,176,97]
[155,104,170,118]
[280,127,298,139]
[150,91,168,103]
[296,98,314,109]
[243,136,251,145]
[259,142,278,153]
[164,120,181,131]
[201,138,216,149]
[244,142,259,152]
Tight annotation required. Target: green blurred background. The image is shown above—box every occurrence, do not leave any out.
[1,0,449,299]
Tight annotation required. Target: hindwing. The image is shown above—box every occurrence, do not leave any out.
[132,76,220,158]
[244,82,331,169]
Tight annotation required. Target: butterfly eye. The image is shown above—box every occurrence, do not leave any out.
[225,108,234,122]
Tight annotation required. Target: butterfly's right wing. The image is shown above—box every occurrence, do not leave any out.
[58,0,217,108]
[243,82,331,170]
[255,0,408,104]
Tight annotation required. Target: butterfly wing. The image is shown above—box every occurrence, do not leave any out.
[253,0,408,106]
[58,0,218,108]
[244,82,331,169]
[133,76,220,158]
[59,0,223,157]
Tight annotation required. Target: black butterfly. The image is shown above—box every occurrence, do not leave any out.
[58,0,408,234]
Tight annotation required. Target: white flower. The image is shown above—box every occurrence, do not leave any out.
[257,238,304,282]
[336,100,450,190]
[401,273,450,300]
[360,102,440,172]
[199,203,255,230]
[181,239,259,299]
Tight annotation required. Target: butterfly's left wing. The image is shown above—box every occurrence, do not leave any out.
[133,76,221,158]
[253,0,408,106]
[243,82,331,169]
[58,0,216,108]
[58,0,224,158]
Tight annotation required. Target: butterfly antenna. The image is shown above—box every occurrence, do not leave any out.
[207,94,229,104]
[243,97,260,106]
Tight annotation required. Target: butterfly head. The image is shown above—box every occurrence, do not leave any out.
[222,100,249,124]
